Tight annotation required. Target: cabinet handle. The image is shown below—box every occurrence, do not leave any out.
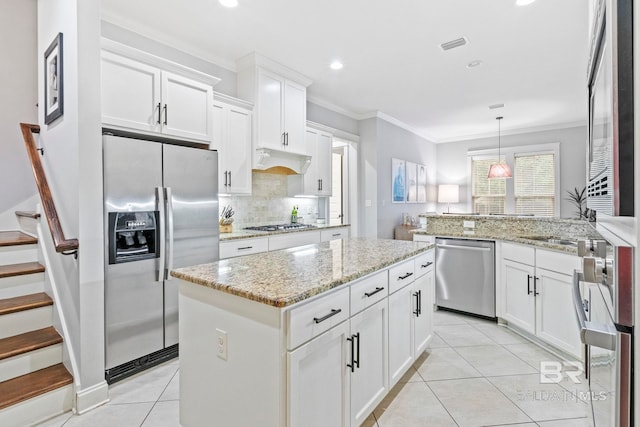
[224,171,228,187]
[347,334,356,372]
[398,272,414,280]
[364,287,384,297]
[286,132,289,146]
[421,262,433,268]
[527,274,532,295]
[332,233,341,237]
[318,179,321,191]
[237,246,253,250]
[320,179,323,191]
[163,104,168,125]
[157,102,162,124]
[228,171,231,187]
[313,308,341,324]
[413,290,422,316]
[534,276,540,296]
[282,132,286,146]
[354,332,360,369]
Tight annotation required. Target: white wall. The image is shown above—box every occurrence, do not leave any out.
[435,125,587,217]
[38,0,107,411]
[0,0,38,228]
[358,118,378,237]
[376,119,437,239]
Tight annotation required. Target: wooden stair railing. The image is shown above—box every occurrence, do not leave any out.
[20,123,79,257]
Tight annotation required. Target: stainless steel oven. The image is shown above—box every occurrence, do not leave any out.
[573,237,634,426]
[586,0,634,218]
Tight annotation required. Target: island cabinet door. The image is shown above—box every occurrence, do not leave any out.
[388,283,414,387]
[350,299,388,427]
[502,259,536,334]
[412,268,434,357]
[288,321,350,427]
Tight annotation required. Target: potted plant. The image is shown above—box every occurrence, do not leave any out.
[565,186,587,219]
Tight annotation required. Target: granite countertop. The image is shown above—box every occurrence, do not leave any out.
[412,229,590,254]
[172,237,431,307]
[220,223,350,241]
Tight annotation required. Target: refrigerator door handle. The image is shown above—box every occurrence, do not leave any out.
[156,187,165,282]
[165,187,174,280]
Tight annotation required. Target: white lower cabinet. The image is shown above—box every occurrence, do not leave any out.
[388,283,414,386]
[349,299,388,427]
[288,321,350,427]
[388,256,434,387]
[500,242,582,358]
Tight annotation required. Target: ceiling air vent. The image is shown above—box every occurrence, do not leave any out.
[489,103,505,110]
[439,37,468,51]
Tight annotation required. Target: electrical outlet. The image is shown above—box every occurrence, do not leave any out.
[463,220,475,229]
[216,328,228,361]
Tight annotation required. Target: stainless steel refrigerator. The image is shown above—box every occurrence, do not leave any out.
[103,132,218,383]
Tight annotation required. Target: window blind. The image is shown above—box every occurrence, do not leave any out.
[471,157,505,214]
[514,153,555,216]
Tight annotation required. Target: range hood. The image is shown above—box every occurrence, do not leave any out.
[253,147,311,175]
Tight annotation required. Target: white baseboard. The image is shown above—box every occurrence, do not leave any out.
[75,380,109,414]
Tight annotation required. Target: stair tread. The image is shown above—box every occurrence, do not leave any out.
[0,262,45,279]
[0,292,52,316]
[0,363,72,410]
[0,327,62,361]
[0,231,37,247]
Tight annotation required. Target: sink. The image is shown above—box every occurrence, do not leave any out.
[525,236,577,246]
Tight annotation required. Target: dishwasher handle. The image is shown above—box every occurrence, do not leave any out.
[436,244,492,252]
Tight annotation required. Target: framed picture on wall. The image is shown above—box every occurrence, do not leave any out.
[44,32,64,125]
[417,164,427,202]
[405,161,418,203]
[391,158,406,203]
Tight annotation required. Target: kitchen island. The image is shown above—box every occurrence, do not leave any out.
[172,238,433,427]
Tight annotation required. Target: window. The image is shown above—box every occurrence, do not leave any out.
[468,144,559,216]
[472,157,506,214]
[514,153,555,216]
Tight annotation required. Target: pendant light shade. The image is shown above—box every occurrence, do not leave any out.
[488,116,512,179]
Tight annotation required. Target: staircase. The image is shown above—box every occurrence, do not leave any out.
[0,228,73,426]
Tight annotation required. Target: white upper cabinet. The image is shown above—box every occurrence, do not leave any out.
[288,127,333,196]
[100,40,219,143]
[212,94,253,195]
[237,53,313,160]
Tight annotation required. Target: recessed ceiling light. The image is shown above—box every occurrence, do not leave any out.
[516,0,536,6]
[330,61,343,70]
[467,60,483,68]
[219,0,238,8]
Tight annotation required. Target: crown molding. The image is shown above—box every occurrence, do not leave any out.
[373,112,438,143]
[306,96,362,120]
[306,120,360,142]
[101,19,238,72]
[236,52,313,87]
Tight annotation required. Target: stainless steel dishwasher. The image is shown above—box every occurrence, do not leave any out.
[435,238,495,318]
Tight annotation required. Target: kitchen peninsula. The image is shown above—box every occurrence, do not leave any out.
[172,238,433,427]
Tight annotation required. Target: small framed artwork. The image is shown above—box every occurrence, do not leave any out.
[417,164,427,202]
[391,158,406,203]
[405,161,418,203]
[44,32,64,125]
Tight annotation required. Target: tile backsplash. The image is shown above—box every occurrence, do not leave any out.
[219,171,320,228]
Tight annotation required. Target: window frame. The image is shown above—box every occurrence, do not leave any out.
[467,143,560,216]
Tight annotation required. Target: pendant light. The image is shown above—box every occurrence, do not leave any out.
[487,116,512,179]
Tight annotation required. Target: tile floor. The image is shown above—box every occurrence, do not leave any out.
[37,310,594,427]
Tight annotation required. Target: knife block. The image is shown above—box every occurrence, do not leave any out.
[220,224,233,233]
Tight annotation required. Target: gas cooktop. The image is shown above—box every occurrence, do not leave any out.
[244,223,317,232]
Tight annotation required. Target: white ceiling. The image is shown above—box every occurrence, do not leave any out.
[101,0,589,143]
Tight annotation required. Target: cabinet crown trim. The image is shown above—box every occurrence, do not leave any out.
[236,52,313,87]
[101,38,222,87]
